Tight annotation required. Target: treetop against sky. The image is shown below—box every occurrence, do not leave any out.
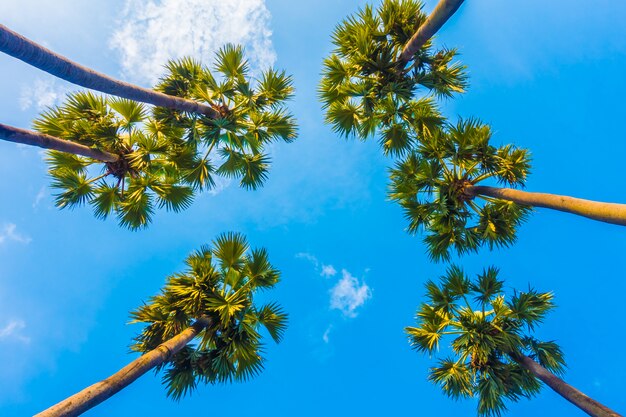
[0,1,625,417]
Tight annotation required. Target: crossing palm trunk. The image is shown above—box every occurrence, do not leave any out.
[468,185,626,226]
[398,0,465,64]
[512,353,622,417]
[0,123,118,162]
[35,316,212,417]
[0,24,219,118]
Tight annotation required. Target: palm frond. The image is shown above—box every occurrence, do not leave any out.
[256,302,288,343]
[50,169,94,209]
[117,186,154,230]
[109,98,147,127]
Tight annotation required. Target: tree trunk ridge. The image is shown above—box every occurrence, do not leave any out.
[513,353,622,417]
[0,25,220,118]
[35,316,212,417]
[0,123,118,162]
[399,0,465,64]
[469,185,626,226]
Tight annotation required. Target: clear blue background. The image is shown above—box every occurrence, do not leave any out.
[0,1,624,416]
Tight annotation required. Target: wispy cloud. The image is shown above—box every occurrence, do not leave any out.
[296,252,319,268]
[330,269,372,318]
[20,77,71,111]
[110,0,276,85]
[321,264,337,278]
[297,252,372,348]
[207,176,232,197]
[296,253,338,279]
[322,325,332,344]
[0,319,30,344]
[32,187,46,209]
[0,224,32,245]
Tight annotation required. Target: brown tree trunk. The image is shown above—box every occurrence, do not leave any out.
[35,316,211,417]
[0,24,219,118]
[398,0,465,64]
[513,353,622,417]
[0,123,118,162]
[468,185,626,226]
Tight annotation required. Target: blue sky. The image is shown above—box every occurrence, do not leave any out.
[1,1,625,416]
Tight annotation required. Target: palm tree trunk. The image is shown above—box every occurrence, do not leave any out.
[0,24,219,118]
[35,316,212,417]
[468,185,626,226]
[0,123,118,162]
[512,353,622,417]
[398,0,465,64]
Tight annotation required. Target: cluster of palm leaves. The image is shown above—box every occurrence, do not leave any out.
[389,119,532,260]
[406,266,565,416]
[319,2,623,417]
[36,93,194,229]
[319,0,465,155]
[131,232,287,399]
[4,2,622,416]
[35,45,296,229]
[0,27,299,415]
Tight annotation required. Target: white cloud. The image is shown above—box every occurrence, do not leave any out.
[330,269,372,318]
[19,77,72,111]
[0,224,32,245]
[0,319,30,344]
[297,252,372,318]
[32,187,46,209]
[320,264,337,278]
[296,252,319,268]
[322,325,332,344]
[207,176,232,197]
[110,0,276,85]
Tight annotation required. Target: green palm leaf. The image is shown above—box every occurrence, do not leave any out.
[109,98,147,127]
[256,302,288,343]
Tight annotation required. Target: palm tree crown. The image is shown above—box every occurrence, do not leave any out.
[406,265,565,416]
[389,118,532,260]
[152,46,297,190]
[34,45,297,229]
[319,0,465,155]
[36,92,194,229]
[131,232,287,399]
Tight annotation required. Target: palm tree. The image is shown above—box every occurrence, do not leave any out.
[399,0,466,64]
[0,122,117,161]
[406,265,621,417]
[34,91,196,230]
[36,232,288,417]
[0,24,220,118]
[389,118,626,261]
[319,0,466,155]
[32,47,296,229]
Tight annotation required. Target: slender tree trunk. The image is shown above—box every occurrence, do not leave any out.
[398,0,465,64]
[0,25,219,118]
[35,316,212,417]
[468,185,626,226]
[0,123,118,162]
[512,353,622,417]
